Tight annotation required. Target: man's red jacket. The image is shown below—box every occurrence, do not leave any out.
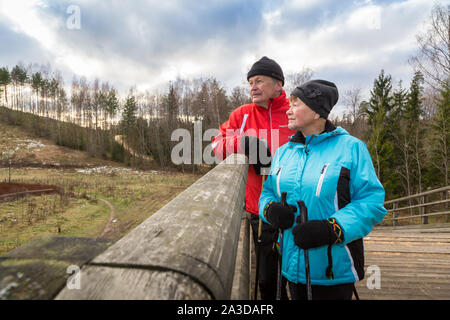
[212,90,295,215]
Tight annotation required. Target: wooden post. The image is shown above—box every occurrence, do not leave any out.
[393,202,398,227]
[421,195,428,224]
[444,191,449,223]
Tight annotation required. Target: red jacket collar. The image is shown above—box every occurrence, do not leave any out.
[254,90,288,110]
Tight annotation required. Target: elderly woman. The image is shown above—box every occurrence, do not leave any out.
[258,80,387,300]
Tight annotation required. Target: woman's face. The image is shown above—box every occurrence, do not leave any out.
[286,95,319,131]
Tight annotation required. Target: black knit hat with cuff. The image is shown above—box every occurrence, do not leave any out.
[291,80,339,119]
[247,56,285,86]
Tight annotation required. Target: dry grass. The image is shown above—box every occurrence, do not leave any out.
[0,166,200,256]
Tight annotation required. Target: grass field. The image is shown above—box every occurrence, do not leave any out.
[0,120,204,256]
[0,166,200,256]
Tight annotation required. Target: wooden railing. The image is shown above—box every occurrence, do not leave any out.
[382,186,450,226]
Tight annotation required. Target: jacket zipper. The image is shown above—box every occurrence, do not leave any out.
[316,163,330,197]
[240,114,249,134]
[304,135,314,155]
[276,166,283,198]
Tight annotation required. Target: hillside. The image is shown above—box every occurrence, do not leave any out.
[0,122,122,168]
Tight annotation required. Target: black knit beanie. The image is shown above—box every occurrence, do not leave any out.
[291,80,339,118]
[247,56,284,85]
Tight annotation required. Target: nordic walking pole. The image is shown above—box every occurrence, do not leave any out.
[254,214,263,300]
[254,174,266,300]
[276,192,287,300]
[297,200,312,300]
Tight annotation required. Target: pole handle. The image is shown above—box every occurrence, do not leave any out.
[297,200,308,224]
[280,192,287,206]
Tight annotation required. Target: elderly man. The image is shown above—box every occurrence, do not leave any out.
[212,56,295,300]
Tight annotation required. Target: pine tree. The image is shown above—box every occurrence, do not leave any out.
[0,67,11,107]
[428,80,450,187]
[164,82,179,128]
[364,70,397,197]
[31,72,42,115]
[365,70,394,126]
[122,95,137,129]
[391,81,411,198]
[106,88,119,129]
[406,71,426,193]
[17,66,28,111]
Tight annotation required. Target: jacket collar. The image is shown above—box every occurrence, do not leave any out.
[255,90,287,110]
[290,120,338,144]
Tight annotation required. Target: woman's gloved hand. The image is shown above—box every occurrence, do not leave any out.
[264,192,296,230]
[292,218,343,249]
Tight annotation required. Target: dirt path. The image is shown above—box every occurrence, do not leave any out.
[98,198,116,238]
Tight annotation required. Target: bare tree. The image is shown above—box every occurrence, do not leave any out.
[409,4,450,90]
[284,67,314,95]
[342,87,362,123]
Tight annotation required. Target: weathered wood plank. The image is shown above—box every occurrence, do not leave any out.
[375,223,450,231]
[0,237,114,300]
[357,228,450,300]
[230,212,250,300]
[364,244,450,254]
[55,265,211,300]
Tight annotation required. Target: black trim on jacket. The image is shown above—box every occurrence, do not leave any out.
[336,166,365,281]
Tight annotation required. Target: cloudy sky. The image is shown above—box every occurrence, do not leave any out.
[0,0,445,115]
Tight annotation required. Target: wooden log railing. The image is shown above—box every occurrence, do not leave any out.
[55,154,249,300]
[382,186,450,226]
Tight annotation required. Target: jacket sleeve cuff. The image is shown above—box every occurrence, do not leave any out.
[326,218,344,244]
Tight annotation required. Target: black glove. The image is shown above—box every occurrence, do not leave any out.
[241,136,271,175]
[264,192,296,230]
[292,219,343,250]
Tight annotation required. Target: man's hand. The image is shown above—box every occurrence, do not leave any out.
[241,136,271,175]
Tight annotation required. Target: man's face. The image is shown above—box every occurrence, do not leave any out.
[248,75,282,108]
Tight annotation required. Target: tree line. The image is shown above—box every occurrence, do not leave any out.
[334,69,448,200]
[0,62,254,172]
[335,4,449,200]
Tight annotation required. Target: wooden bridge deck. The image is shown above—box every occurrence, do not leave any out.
[355,224,450,300]
[248,224,450,300]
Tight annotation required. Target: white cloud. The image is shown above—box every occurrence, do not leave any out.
[0,1,57,48]
[0,0,439,103]
[347,4,382,30]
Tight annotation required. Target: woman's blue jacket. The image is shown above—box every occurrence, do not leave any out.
[259,124,387,285]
